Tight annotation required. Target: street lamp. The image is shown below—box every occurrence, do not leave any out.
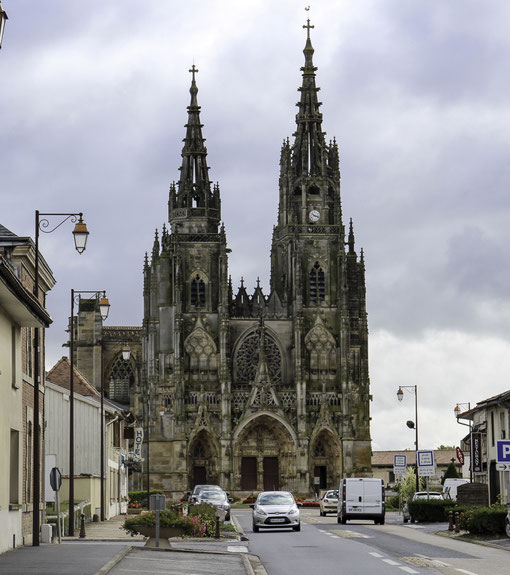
[69,289,109,531]
[122,344,131,361]
[0,2,8,49]
[454,402,473,483]
[397,385,419,492]
[33,211,88,546]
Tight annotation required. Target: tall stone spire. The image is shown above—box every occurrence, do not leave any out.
[291,16,326,177]
[168,65,221,233]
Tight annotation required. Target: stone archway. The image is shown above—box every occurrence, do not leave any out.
[234,414,296,492]
[188,429,219,489]
[309,429,342,492]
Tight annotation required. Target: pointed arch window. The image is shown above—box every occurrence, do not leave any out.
[309,261,325,301]
[191,274,206,307]
[108,354,135,404]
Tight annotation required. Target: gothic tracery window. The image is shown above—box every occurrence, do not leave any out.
[235,332,282,385]
[314,441,326,457]
[309,261,325,302]
[191,274,206,308]
[108,354,134,404]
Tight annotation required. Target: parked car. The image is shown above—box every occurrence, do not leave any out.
[196,489,232,521]
[505,506,510,538]
[403,491,444,523]
[319,490,339,516]
[337,478,385,525]
[188,484,224,504]
[251,491,301,532]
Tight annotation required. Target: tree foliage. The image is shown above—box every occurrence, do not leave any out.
[441,461,460,485]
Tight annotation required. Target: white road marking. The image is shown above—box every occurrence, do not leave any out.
[405,525,424,529]
[329,535,340,539]
[382,559,401,566]
[455,570,479,575]
[399,568,419,574]
[369,552,384,558]
[228,545,248,553]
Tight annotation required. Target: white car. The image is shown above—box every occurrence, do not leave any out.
[403,491,443,523]
[251,491,301,532]
[319,490,338,516]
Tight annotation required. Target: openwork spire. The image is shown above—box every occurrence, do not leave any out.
[169,65,221,232]
[291,16,326,177]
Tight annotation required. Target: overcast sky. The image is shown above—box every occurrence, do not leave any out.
[2,0,510,453]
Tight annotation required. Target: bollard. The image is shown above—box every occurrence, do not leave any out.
[79,513,86,538]
[215,516,220,539]
[448,510,453,532]
[454,512,459,534]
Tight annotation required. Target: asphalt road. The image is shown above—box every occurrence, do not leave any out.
[234,508,510,575]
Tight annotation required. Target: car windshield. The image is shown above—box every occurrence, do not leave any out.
[258,493,294,506]
[414,492,442,499]
[192,485,221,495]
[200,491,226,501]
[324,491,337,498]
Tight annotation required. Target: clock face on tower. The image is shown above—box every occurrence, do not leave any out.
[308,209,320,223]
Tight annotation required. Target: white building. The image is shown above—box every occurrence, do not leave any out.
[45,358,131,524]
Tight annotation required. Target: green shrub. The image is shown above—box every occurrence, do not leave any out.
[408,499,457,522]
[188,502,218,536]
[123,508,206,537]
[386,495,400,510]
[458,505,507,535]
[128,490,164,505]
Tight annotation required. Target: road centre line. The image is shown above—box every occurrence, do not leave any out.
[455,570,479,575]
[369,552,384,558]
[399,568,419,574]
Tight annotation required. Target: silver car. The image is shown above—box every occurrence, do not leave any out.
[188,484,223,504]
[196,490,232,521]
[251,491,301,532]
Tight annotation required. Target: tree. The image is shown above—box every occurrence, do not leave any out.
[437,445,456,450]
[441,461,460,485]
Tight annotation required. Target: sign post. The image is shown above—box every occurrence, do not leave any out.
[49,467,62,543]
[150,494,166,548]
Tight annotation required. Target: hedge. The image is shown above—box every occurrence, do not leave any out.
[458,505,507,535]
[128,490,164,504]
[407,499,457,522]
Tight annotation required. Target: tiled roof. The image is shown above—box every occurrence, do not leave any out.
[372,450,457,466]
[46,357,124,412]
[0,223,17,237]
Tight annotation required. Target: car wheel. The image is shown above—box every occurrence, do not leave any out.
[337,515,341,524]
[293,523,301,532]
[320,509,324,517]
[252,522,259,533]
[403,517,408,524]
[410,516,415,524]
[505,520,510,538]
[380,516,385,525]
[225,513,230,521]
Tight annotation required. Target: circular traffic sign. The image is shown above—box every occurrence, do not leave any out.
[456,446,464,465]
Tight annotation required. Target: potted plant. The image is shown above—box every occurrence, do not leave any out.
[123,508,207,538]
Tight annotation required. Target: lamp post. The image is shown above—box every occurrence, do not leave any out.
[454,402,473,483]
[397,385,419,492]
[33,211,88,546]
[69,290,109,532]
[0,2,8,49]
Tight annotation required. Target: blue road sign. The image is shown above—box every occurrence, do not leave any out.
[496,440,510,463]
[394,454,407,468]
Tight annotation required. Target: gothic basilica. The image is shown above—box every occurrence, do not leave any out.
[74,21,372,497]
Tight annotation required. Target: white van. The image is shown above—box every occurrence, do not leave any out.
[442,478,469,501]
[337,478,385,525]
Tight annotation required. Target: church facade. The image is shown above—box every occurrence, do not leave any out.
[138,22,372,496]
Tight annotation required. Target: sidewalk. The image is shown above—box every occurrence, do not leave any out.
[0,515,261,575]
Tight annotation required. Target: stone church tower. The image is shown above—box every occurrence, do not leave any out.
[141,21,371,496]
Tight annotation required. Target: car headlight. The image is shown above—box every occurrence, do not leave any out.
[288,507,299,516]
[255,508,267,516]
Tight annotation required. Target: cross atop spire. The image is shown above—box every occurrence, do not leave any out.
[303,6,314,40]
[189,64,199,82]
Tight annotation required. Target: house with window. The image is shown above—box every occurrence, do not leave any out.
[45,358,132,522]
[0,251,51,553]
[456,391,510,504]
[0,224,54,551]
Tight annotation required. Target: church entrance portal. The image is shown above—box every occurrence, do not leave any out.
[235,415,295,492]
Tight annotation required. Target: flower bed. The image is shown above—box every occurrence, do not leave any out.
[123,509,206,537]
